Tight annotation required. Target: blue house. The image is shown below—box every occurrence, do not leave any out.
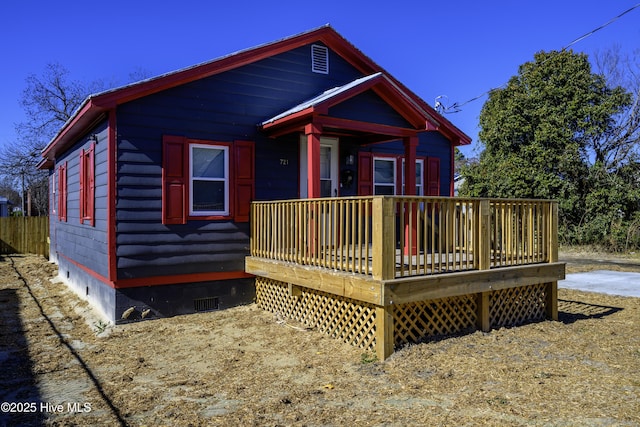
[38,26,470,323]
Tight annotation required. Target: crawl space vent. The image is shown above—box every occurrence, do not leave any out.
[311,44,329,74]
[194,297,219,312]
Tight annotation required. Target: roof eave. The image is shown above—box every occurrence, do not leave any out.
[40,99,108,163]
[39,26,343,163]
[36,157,53,170]
[40,24,471,163]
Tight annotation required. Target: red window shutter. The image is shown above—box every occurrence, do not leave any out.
[357,152,373,196]
[79,143,96,225]
[63,163,68,221]
[426,157,440,196]
[87,144,95,226]
[58,162,67,221]
[162,136,187,225]
[57,165,63,221]
[79,149,85,220]
[234,140,255,222]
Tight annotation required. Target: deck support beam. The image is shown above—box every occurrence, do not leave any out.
[375,305,394,361]
[545,203,559,321]
[545,281,558,321]
[476,291,491,332]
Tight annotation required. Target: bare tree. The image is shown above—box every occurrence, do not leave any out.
[592,46,640,171]
[15,62,105,149]
[0,63,104,215]
[1,62,152,215]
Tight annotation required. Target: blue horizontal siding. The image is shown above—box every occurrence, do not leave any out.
[419,131,452,196]
[254,134,299,201]
[115,43,364,279]
[52,120,110,278]
[330,91,413,128]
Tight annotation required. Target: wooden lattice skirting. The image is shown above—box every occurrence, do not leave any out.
[392,295,478,347]
[255,277,377,351]
[255,277,555,360]
[489,282,548,328]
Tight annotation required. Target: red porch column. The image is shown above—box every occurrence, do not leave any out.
[305,123,322,199]
[403,135,418,195]
[305,123,322,257]
[404,136,418,256]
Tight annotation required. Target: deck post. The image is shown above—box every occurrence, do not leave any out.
[545,281,558,320]
[375,305,394,361]
[476,291,491,332]
[478,199,491,270]
[548,202,558,263]
[372,197,395,280]
[546,202,559,320]
[475,200,492,332]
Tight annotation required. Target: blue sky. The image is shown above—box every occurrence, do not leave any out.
[1,0,638,158]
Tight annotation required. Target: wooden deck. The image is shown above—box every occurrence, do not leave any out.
[246,196,565,360]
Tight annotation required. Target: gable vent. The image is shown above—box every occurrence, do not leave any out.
[311,44,329,74]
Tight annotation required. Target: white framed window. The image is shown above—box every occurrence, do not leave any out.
[373,157,396,195]
[189,144,229,216]
[402,158,424,196]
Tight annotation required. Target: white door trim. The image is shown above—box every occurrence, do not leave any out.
[299,135,339,198]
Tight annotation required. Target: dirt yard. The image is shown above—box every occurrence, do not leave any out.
[1,251,639,427]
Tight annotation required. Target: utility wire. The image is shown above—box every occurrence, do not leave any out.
[562,3,640,51]
[441,3,640,113]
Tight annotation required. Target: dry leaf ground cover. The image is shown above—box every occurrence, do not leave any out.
[0,251,639,426]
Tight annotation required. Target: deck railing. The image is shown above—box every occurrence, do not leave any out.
[250,196,558,280]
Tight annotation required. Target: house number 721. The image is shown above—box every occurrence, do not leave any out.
[280,159,288,165]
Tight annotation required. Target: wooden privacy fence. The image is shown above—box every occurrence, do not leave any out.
[0,216,49,257]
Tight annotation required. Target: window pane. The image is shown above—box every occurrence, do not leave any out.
[415,161,423,195]
[192,180,225,212]
[374,159,394,184]
[192,147,225,178]
[320,146,331,180]
[320,179,332,197]
[374,185,395,195]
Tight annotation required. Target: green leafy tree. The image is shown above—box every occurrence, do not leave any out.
[461,49,639,249]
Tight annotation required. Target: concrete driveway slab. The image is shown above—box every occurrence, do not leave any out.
[560,270,640,297]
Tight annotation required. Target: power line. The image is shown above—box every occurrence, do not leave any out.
[440,3,640,113]
[562,3,640,51]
